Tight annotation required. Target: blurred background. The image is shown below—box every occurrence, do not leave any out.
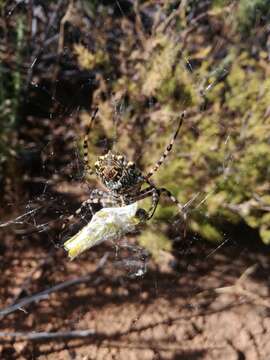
[0,1,270,359]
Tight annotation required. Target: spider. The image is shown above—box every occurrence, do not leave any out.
[62,109,186,231]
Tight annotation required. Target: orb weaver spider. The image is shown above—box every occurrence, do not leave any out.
[62,109,186,231]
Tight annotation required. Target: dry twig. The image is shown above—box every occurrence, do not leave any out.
[0,253,108,317]
[197,264,270,309]
[0,329,95,342]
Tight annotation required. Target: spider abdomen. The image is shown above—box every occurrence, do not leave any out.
[95,150,143,195]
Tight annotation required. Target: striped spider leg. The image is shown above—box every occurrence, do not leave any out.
[123,112,187,223]
[125,179,187,235]
[61,189,116,230]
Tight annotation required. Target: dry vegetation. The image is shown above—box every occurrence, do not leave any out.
[0,0,270,359]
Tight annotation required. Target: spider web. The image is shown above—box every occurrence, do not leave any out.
[1,1,263,357]
[0,0,236,276]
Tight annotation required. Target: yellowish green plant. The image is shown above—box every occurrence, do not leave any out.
[74,5,270,248]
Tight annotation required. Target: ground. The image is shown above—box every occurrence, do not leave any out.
[0,226,269,360]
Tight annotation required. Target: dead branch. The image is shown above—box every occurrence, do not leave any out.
[0,253,108,317]
[0,207,42,228]
[0,329,95,342]
[196,264,270,309]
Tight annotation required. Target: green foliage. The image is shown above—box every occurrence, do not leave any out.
[73,44,109,70]
[191,221,223,243]
[0,15,25,179]
[0,1,4,12]
[236,0,270,35]
[138,229,172,260]
[60,1,270,247]
[212,0,232,7]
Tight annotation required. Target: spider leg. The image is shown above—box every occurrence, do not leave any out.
[158,187,186,220]
[126,185,160,220]
[83,107,98,176]
[90,189,120,208]
[147,188,159,219]
[61,189,116,230]
[61,198,95,230]
[127,184,187,235]
[158,187,187,236]
[146,112,185,179]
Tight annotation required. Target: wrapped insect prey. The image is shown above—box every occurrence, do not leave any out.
[64,203,143,259]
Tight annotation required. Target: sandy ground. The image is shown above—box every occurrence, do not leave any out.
[0,229,269,360]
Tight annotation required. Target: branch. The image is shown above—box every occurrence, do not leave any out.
[0,329,95,342]
[197,264,270,309]
[0,207,41,228]
[0,253,108,317]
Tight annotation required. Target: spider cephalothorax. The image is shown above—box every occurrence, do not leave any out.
[62,109,186,231]
[94,150,144,194]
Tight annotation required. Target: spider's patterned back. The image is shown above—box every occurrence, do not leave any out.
[94,150,144,195]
